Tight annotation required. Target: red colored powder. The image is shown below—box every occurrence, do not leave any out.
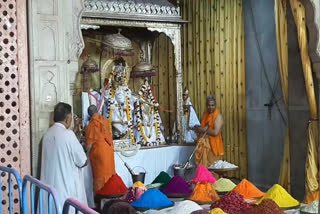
[246,199,284,214]
[96,174,128,195]
[210,191,252,213]
[162,176,192,194]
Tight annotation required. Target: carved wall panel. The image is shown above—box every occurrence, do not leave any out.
[38,23,58,61]
[39,67,58,111]
[29,0,84,175]
[37,0,56,15]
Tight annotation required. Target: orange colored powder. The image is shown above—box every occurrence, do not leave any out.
[233,179,265,199]
[189,183,220,202]
[96,174,128,195]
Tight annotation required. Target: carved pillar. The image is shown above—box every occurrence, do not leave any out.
[299,0,320,211]
[148,26,184,144]
[173,28,184,144]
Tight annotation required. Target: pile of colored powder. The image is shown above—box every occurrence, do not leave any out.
[131,189,173,209]
[189,183,220,202]
[167,200,203,214]
[97,174,128,195]
[233,178,265,199]
[210,208,227,214]
[190,165,216,184]
[210,191,252,213]
[132,181,145,188]
[123,187,136,203]
[161,176,192,194]
[214,178,236,192]
[151,171,171,188]
[144,200,203,214]
[300,200,319,213]
[256,184,299,208]
[246,199,284,214]
[122,186,147,203]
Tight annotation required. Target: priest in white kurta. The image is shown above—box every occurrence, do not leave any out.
[40,102,88,212]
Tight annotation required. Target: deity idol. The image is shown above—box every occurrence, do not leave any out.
[134,78,166,146]
[103,57,136,144]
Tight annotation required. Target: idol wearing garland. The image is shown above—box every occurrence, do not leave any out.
[103,57,136,145]
[134,78,165,146]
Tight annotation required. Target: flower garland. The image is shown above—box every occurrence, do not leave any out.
[135,81,162,146]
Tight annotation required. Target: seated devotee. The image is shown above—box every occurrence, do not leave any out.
[40,102,88,211]
[194,96,224,167]
[85,105,116,195]
[134,78,165,146]
[173,88,200,143]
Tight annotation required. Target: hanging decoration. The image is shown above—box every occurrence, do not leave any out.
[102,29,134,56]
[80,55,99,91]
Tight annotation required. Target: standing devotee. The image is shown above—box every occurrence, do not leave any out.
[194,96,224,167]
[40,102,88,211]
[85,105,116,195]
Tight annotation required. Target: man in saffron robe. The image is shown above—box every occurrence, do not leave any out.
[194,96,224,167]
[86,105,116,194]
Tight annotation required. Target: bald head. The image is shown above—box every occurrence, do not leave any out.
[88,105,98,117]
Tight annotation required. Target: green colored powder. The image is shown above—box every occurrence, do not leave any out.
[214,178,236,192]
[152,171,171,188]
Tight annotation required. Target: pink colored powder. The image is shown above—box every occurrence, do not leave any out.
[190,165,216,184]
[162,176,192,194]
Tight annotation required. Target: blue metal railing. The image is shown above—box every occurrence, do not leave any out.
[62,198,98,214]
[22,175,62,214]
[0,166,23,214]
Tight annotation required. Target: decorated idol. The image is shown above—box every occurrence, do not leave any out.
[103,57,137,145]
[134,78,166,146]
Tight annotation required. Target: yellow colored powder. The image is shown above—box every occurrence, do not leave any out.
[210,208,227,214]
[214,178,236,192]
[256,184,300,208]
[133,181,145,188]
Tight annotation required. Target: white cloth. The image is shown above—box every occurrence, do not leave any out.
[83,162,95,208]
[82,92,90,127]
[173,105,200,143]
[114,146,196,186]
[40,123,88,213]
